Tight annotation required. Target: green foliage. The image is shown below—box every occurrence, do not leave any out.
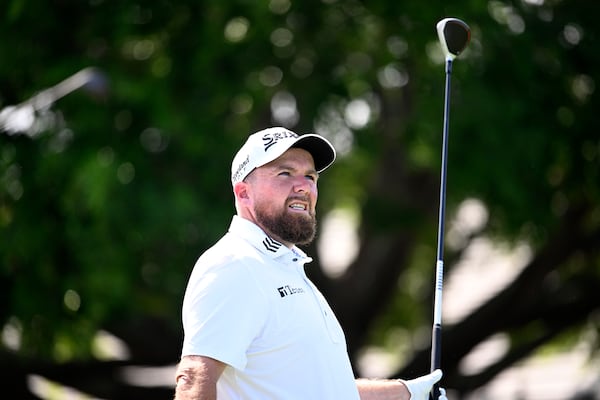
[1,0,599,397]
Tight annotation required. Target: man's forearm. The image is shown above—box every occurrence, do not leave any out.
[174,355,224,400]
[356,378,410,400]
[174,369,215,400]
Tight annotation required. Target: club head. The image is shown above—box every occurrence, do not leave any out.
[436,18,471,60]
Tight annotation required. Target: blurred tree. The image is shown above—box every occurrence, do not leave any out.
[0,0,598,399]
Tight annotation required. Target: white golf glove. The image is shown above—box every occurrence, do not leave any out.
[438,388,448,400]
[399,369,443,400]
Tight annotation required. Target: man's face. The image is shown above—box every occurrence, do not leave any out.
[246,147,319,246]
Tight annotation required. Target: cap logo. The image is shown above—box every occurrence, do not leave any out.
[262,130,299,151]
[232,154,250,183]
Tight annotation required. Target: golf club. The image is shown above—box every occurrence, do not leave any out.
[0,67,107,136]
[430,18,471,400]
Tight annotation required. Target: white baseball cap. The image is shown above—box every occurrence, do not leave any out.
[231,127,336,185]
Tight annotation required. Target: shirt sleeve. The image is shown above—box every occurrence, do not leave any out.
[181,257,269,370]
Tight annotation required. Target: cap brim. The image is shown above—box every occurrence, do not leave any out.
[292,134,336,173]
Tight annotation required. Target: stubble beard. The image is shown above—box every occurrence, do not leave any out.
[255,200,317,246]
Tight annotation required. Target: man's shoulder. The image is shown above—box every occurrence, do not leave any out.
[196,232,262,270]
[185,233,271,298]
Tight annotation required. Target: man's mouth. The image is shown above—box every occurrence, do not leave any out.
[289,202,308,211]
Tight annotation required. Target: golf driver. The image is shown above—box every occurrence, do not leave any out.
[0,67,107,136]
[430,18,471,400]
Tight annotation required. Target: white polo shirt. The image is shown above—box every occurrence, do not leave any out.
[181,216,359,400]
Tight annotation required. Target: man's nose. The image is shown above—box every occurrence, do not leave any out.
[293,177,313,193]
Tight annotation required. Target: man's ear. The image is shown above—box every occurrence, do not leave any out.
[233,181,250,202]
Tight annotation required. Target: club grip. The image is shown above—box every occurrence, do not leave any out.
[430,323,442,400]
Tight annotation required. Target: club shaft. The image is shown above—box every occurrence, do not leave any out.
[430,57,453,400]
[437,58,452,266]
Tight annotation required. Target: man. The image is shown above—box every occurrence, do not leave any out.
[175,127,445,400]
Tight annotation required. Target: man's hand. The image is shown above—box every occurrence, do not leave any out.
[399,369,443,400]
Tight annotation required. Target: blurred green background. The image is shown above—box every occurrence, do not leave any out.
[1,0,599,399]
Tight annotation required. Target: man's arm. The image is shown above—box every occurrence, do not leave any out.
[356,378,410,400]
[174,355,226,400]
[357,369,443,400]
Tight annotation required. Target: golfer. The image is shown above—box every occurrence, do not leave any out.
[175,127,444,400]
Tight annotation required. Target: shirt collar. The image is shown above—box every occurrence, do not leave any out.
[229,215,312,265]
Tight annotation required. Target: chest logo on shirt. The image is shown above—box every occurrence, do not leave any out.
[277,285,305,298]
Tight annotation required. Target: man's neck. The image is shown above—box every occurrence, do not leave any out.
[237,214,295,249]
